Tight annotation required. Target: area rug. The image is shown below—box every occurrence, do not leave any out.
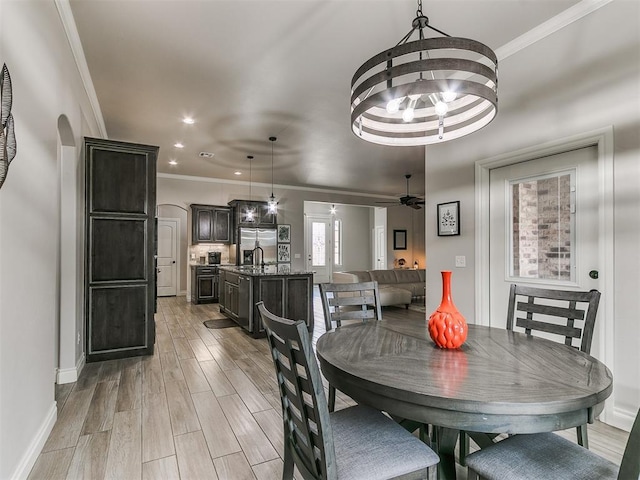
[203,319,238,329]
[407,303,427,314]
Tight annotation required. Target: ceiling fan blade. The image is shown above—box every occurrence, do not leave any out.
[409,203,422,210]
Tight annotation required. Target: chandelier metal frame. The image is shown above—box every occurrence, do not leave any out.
[350,0,498,146]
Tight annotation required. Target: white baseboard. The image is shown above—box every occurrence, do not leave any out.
[178,290,187,297]
[608,406,638,432]
[10,403,57,480]
[56,353,85,384]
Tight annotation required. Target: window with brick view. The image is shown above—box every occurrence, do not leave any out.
[510,171,574,281]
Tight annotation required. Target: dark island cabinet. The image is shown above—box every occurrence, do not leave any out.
[85,137,158,362]
[219,268,313,338]
[191,204,231,244]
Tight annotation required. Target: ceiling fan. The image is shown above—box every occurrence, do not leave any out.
[377,174,425,209]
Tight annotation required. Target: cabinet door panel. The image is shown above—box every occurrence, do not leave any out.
[91,218,146,282]
[194,208,213,243]
[90,149,148,214]
[90,285,148,352]
[213,209,231,243]
[287,277,312,323]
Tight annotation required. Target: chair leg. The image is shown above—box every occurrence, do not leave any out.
[459,430,470,466]
[282,445,294,480]
[328,385,336,413]
[577,424,589,448]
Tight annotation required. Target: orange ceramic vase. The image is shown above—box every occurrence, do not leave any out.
[428,271,468,349]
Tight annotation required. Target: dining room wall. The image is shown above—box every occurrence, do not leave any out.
[424,0,640,430]
[0,2,103,478]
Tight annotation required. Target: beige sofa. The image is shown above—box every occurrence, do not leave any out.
[332,269,426,307]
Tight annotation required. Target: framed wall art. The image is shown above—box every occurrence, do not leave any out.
[277,263,291,273]
[393,229,407,250]
[277,243,291,262]
[277,224,291,243]
[437,201,460,236]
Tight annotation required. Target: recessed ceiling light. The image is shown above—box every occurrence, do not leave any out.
[169,159,178,166]
[174,142,184,148]
[234,171,242,176]
[199,152,214,158]
[182,117,195,125]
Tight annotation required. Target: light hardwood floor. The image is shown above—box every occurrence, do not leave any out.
[29,294,629,480]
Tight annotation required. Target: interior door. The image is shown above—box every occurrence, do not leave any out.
[306,215,332,283]
[488,146,600,352]
[157,218,178,296]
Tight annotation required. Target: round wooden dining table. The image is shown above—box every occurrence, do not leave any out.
[315,319,613,480]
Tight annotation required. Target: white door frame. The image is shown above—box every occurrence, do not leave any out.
[374,225,386,269]
[475,126,615,423]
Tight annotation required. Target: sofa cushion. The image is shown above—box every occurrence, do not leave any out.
[394,269,421,283]
[369,270,399,285]
[379,287,412,307]
[333,271,372,283]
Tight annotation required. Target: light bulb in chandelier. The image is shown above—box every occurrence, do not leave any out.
[386,97,402,114]
[434,101,449,116]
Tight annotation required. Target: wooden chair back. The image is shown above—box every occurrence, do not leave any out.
[257,302,337,480]
[319,281,383,331]
[506,284,601,354]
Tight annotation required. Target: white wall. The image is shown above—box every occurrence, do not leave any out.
[425,0,640,429]
[305,201,373,272]
[0,3,101,478]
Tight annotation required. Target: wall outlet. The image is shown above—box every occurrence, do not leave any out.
[77,332,81,345]
[455,255,466,268]
[294,253,301,259]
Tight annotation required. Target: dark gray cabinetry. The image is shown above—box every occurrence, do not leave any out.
[219,269,313,338]
[228,200,276,228]
[190,266,219,304]
[191,204,231,244]
[85,137,158,362]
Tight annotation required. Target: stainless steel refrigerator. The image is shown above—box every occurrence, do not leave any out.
[232,228,277,266]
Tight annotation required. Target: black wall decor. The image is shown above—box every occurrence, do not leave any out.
[0,63,17,190]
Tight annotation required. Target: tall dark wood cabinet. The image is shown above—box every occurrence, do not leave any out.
[85,137,158,362]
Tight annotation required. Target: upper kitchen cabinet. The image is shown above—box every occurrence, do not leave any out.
[228,200,276,228]
[191,204,231,244]
[85,137,158,362]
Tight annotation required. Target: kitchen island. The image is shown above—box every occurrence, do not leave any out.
[218,266,314,337]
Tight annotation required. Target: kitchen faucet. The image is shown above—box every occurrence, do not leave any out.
[252,245,265,270]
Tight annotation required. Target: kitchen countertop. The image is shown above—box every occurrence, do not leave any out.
[219,265,314,277]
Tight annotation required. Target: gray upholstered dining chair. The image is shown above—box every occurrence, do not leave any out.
[507,283,601,447]
[257,302,439,480]
[319,281,383,412]
[465,408,640,480]
[460,284,602,463]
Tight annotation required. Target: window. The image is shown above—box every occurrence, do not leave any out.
[510,170,575,281]
[334,219,342,266]
[311,221,326,267]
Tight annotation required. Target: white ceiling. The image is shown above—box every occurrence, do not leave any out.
[69,0,582,197]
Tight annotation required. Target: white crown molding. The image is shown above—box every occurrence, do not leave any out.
[495,0,614,61]
[55,0,107,138]
[157,172,398,200]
